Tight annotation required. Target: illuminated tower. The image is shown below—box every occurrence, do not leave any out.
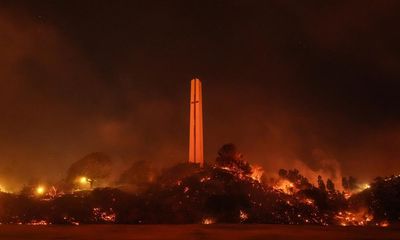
[189,78,204,167]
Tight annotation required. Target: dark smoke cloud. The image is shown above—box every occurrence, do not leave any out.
[0,1,400,190]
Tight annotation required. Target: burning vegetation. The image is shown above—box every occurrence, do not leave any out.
[0,144,399,227]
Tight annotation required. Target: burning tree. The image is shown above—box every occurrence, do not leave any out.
[349,175,400,223]
[214,144,252,175]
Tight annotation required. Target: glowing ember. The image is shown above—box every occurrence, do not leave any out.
[302,198,314,205]
[27,220,50,226]
[92,208,116,223]
[344,192,351,200]
[200,176,211,182]
[335,210,374,226]
[63,216,80,226]
[183,186,190,193]
[239,210,248,222]
[379,220,390,227]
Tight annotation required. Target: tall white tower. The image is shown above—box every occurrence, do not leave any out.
[188,78,204,167]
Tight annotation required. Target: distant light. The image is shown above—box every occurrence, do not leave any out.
[79,177,88,184]
[363,184,371,189]
[36,186,45,195]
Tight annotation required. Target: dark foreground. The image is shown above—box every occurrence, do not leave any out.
[0,225,399,240]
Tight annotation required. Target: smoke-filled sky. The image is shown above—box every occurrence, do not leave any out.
[1,0,400,189]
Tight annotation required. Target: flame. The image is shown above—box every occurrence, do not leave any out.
[362,183,370,190]
[79,177,89,184]
[250,165,264,182]
[202,218,215,224]
[47,186,61,199]
[273,179,296,195]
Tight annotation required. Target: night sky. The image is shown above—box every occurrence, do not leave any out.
[1,0,400,189]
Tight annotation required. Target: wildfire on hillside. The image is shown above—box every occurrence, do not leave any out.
[0,144,398,227]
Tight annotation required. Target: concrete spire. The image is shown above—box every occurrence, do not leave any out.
[188,78,204,167]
